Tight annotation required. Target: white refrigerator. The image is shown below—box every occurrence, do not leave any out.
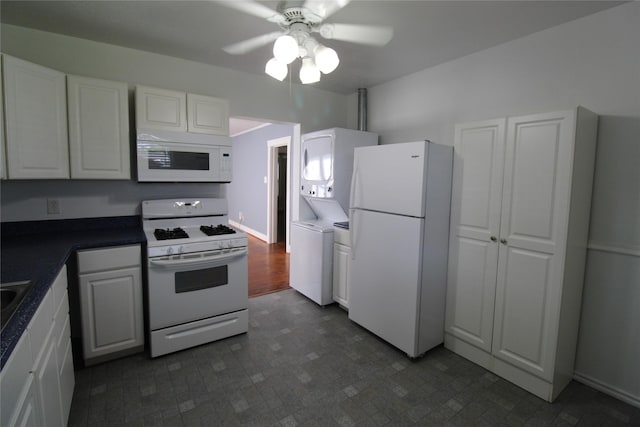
[348,140,453,357]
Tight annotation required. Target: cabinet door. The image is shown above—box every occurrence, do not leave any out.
[445,119,505,352]
[0,333,38,427]
[135,85,187,131]
[187,93,229,135]
[35,337,64,427]
[3,55,69,179]
[8,374,40,427]
[57,329,74,426]
[67,75,130,179]
[332,243,350,308]
[79,266,143,360]
[492,111,574,381]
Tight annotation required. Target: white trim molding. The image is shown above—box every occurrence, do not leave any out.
[229,219,267,242]
[574,371,640,409]
[587,242,640,257]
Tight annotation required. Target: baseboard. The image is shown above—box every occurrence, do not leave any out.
[573,371,640,409]
[229,220,268,242]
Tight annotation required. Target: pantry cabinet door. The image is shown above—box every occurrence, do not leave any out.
[135,85,187,132]
[445,119,505,352]
[3,55,69,179]
[492,111,574,381]
[67,75,130,179]
[187,93,229,135]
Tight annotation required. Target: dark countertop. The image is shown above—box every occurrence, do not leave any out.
[1,216,146,369]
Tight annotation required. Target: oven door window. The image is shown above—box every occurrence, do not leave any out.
[149,150,210,171]
[175,265,228,293]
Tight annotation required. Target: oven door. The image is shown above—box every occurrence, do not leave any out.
[147,247,248,330]
[137,141,231,182]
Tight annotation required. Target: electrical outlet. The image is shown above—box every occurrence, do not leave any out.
[47,198,61,215]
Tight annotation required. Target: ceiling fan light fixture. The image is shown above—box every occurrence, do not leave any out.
[299,57,321,84]
[265,58,288,81]
[273,34,298,64]
[314,45,339,74]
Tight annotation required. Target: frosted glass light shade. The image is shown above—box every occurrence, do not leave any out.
[273,35,298,65]
[299,57,320,84]
[265,58,288,81]
[314,46,339,74]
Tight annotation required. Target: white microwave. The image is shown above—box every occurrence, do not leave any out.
[137,129,232,182]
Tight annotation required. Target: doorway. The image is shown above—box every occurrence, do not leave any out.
[267,136,291,250]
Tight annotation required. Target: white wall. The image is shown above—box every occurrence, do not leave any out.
[227,123,294,238]
[0,24,348,221]
[366,2,640,406]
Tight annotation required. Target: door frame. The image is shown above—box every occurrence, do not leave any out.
[267,136,292,251]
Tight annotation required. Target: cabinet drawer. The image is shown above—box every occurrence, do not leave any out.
[52,265,68,312]
[78,244,141,274]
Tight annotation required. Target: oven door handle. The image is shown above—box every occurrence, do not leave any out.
[149,248,247,270]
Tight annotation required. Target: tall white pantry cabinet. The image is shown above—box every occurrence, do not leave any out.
[445,107,598,402]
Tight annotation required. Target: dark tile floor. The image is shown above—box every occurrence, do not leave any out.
[68,289,640,426]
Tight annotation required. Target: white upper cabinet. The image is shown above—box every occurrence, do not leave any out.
[187,93,229,135]
[3,55,69,179]
[445,107,598,402]
[67,75,130,179]
[136,86,229,136]
[135,85,187,132]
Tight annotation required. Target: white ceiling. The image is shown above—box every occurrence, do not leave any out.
[0,1,623,95]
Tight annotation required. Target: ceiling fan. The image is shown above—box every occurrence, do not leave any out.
[215,0,394,83]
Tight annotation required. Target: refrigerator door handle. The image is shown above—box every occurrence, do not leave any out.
[350,163,359,209]
[350,209,357,261]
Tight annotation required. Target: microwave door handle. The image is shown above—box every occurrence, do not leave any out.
[150,248,247,270]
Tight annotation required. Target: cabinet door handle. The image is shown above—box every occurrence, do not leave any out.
[490,236,497,242]
[500,238,507,244]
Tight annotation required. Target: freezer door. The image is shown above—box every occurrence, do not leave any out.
[350,141,427,217]
[349,209,423,356]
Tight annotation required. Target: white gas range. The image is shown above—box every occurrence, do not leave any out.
[142,198,248,357]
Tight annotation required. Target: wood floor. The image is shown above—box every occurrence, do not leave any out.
[247,234,290,298]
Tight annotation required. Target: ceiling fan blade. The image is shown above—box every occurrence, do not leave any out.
[303,0,351,20]
[319,23,394,46]
[223,31,283,55]
[213,0,283,23]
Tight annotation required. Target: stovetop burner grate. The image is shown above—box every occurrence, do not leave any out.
[200,224,236,236]
[154,227,189,240]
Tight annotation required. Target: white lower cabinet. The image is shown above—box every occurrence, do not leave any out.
[0,266,74,427]
[1,334,41,427]
[78,244,143,365]
[445,107,598,401]
[332,227,350,309]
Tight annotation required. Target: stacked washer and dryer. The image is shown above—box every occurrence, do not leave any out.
[290,128,377,305]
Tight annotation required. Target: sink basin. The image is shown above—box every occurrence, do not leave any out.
[1,281,32,331]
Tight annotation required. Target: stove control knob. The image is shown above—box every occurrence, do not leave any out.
[218,241,224,249]
[227,241,233,248]
[166,247,174,255]
[178,246,184,254]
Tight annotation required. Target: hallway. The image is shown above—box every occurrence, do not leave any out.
[247,234,290,298]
